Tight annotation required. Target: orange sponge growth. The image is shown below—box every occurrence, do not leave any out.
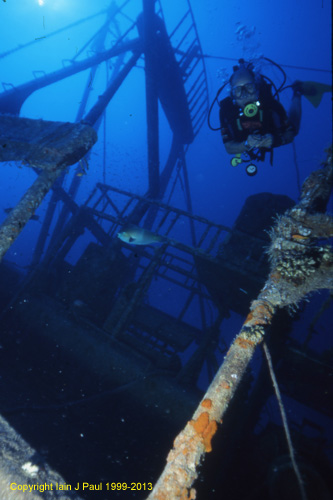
[190,412,218,452]
[201,398,212,409]
[180,488,196,500]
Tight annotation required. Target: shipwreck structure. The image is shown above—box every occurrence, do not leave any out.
[0,1,332,499]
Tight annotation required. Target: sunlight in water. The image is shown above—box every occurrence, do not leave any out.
[37,0,72,11]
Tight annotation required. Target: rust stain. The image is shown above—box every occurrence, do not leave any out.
[235,337,255,349]
[291,234,308,240]
[244,311,254,324]
[270,271,282,282]
[244,302,273,326]
[220,380,230,390]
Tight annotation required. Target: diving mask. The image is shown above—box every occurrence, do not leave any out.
[232,82,257,98]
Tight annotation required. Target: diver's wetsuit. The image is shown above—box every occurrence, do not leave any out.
[219,82,296,152]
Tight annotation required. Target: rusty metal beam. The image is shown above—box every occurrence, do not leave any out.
[0,39,142,115]
[0,117,97,262]
[146,149,333,500]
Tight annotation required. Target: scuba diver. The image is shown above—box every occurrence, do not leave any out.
[209,58,332,176]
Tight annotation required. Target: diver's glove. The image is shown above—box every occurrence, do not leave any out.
[247,133,273,149]
[246,133,262,149]
[291,80,304,96]
[291,80,316,97]
[258,133,273,148]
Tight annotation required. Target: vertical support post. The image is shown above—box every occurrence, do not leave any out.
[142,0,160,198]
[180,149,197,247]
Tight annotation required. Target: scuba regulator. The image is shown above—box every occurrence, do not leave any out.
[243,101,260,117]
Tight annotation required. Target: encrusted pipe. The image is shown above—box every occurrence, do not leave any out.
[146,148,332,500]
[0,168,64,262]
[146,323,264,500]
[0,120,97,262]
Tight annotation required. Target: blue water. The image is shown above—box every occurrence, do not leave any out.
[1,0,332,261]
[0,0,332,498]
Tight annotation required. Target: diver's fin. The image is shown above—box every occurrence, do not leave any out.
[301,81,332,108]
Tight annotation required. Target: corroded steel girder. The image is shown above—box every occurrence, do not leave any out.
[146,149,333,500]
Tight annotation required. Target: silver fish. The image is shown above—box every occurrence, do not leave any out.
[117,224,163,245]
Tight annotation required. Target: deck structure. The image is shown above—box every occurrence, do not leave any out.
[0,1,332,499]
